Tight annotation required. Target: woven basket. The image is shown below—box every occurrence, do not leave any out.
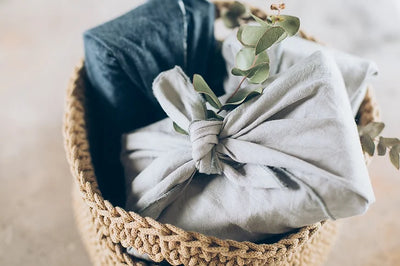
[64,1,380,265]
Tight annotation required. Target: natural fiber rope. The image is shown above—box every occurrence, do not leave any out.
[64,1,380,265]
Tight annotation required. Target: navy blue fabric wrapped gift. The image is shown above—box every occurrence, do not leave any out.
[83,0,225,205]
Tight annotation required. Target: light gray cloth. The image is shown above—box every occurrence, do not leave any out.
[121,52,375,242]
[222,31,378,116]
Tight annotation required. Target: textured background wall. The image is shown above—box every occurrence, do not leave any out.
[0,0,399,265]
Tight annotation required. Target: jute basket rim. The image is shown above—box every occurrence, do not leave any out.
[63,1,380,265]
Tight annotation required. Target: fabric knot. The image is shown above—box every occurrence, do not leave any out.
[189,120,223,175]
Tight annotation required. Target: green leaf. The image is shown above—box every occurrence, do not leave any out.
[394,144,400,153]
[254,51,270,65]
[234,48,270,72]
[228,1,247,16]
[221,1,249,28]
[231,65,258,77]
[193,74,222,109]
[207,110,224,121]
[381,137,400,147]
[222,14,239,28]
[225,87,263,106]
[358,122,385,139]
[240,25,270,47]
[173,122,188,135]
[237,25,245,45]
[231,67,251,77]
[235,47,256,70]
[270,15,300,36]
[255,26,286,55]
[275,31,289,44]
[250,13,269,26]
[360,134,375,156]
[389,145,400,169]
[231,63,270,83]
[377,137,386,156]
[248,63,270,83]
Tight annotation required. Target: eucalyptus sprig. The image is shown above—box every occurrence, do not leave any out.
[211,3,300,108]
[224,2,299,106]
[173,2,300,132]
[359,122,400,169]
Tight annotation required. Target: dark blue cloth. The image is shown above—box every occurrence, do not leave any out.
[83,0,224,205]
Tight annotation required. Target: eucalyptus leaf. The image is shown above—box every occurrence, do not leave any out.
[222,14,239,29]
[360,134,375,156]
[235,47,256,70]
[173,122,188,135]
[255,26,286,55]
[251,13,269,26]
[228,1,247,16]
[237,25,245,45]
[377,137,386,156]
[270,15,300,36]
[255,51,270,64]
[275,31,289,44]
[193,74,222,109]
[224,87,263,106]
[381,137,400,147]
[231,67,251,77]
[235,48,269,73]
[221,1,248,28]
[207,110,224,121]
[240,25,270,47]
[393,144,400,153]
[389,145,400,169]
[359,122,385,139]
[232,62,270,83]
[248,63,270,83]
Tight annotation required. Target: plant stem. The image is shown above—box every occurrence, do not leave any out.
[225,76,247,103]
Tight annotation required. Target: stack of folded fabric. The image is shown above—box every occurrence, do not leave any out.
[83,0,377,260]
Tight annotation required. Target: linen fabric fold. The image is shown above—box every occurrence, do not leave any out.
[121,52,375,242]
[223,31,378,116]
[83,0,219,205]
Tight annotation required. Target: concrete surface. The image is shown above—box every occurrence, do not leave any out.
[0,0,399,265]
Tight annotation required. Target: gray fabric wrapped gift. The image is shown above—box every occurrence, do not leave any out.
[223,31,378,116]
[121,51,374,242]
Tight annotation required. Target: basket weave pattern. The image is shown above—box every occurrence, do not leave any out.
[64,1,379,265]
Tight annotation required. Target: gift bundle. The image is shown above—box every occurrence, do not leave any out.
[64,0,399,265]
